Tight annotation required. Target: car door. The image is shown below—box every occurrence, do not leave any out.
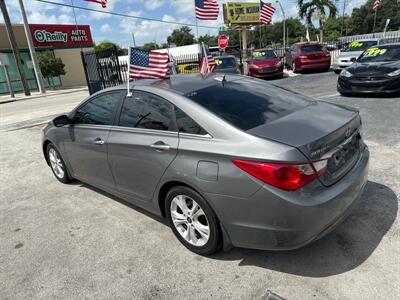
[107,90,179,201]
[63,91,124,190]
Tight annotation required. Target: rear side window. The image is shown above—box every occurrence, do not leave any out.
[175,107,207,135]
[301,45,324,53]
[74,92,121,125]
[185,79,310,131]
[119,91,174,131]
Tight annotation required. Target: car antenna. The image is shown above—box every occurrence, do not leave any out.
[214,75,226,86]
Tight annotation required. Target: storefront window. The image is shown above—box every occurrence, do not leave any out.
[0,50,61,95]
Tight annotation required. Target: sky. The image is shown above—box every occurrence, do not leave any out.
[1,0,367,48]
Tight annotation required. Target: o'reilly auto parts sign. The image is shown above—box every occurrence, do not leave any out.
[29,24,93,48]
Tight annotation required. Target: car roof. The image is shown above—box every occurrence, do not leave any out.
[214,55,236,59]
[295,42,322,46]
[377,42,400,47]
[109,74,243,95]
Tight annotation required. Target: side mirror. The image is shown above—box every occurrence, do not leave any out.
[53,114,71,127]
[350,57,357,62]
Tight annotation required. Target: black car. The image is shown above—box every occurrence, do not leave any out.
[337,43,400,95]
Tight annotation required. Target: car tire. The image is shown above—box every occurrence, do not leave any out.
[165,186,222,255]
[334,69,341,74]
[46,143,71,184]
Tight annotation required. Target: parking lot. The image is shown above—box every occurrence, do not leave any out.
[0,72,399,299]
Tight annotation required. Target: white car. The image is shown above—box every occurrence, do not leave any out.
[333,39,381,74]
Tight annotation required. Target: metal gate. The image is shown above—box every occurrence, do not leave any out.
[81,46,125,95]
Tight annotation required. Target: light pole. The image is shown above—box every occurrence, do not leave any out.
[18,0,46,94]
[276,0,286,49]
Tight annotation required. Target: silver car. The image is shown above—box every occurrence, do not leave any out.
[42,74,369,255]
[333,39,381,74]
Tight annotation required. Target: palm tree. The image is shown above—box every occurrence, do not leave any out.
[298,0,337,42]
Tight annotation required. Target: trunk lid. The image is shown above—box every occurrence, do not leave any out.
[247,102,362,186]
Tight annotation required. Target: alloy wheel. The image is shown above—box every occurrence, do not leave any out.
[170,195,210,247]
[49,148,64,179]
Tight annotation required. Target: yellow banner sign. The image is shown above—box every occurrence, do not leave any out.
[224,2,260,25]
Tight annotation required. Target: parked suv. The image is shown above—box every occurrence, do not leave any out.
[332,39,381,74]
[285,42,331,73]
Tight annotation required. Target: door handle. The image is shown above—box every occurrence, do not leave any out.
[93,138,105,145]
[150,142,170,151]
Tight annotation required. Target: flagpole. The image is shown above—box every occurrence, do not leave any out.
[195,15,199,40]
[127,46,132,96]
[202,42,210,73]
[373,10,377,34]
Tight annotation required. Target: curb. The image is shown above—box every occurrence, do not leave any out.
[0,88,88,105]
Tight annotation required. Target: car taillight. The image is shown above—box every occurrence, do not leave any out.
[232,159,327,191]
[299,55,308,59]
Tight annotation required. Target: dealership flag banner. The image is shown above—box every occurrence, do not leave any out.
[129,47,170,81]
[260,1,276,25]
[200,43,216,74]
[84,0,108,8]
[373,0,382,11]
[195,0,219,20]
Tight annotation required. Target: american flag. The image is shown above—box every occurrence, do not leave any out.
[84,0,107,8]
[195,0,219,20]
[260,1,275,25]
[129,48,169,80]
[200,45,216,74]
[372,0,382,11]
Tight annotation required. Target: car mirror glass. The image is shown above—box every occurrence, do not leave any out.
[53,115,70,127]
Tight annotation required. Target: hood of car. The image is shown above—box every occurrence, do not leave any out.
[249,58,280,67]
[347,61,400,76]
[338,50,364,60]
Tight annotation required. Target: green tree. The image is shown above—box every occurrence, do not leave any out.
[95,41,127,55]
[141,42,159,50]
[198,34,218,46]
[298,0,337,41]
[167,26,195,46]
[348,0,400,35]
[37,51,66,87]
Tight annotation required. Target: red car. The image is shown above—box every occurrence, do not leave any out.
[285,42,331,73]
[247,49,284,78]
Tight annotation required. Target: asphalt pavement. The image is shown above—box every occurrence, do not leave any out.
[0,72,399,300]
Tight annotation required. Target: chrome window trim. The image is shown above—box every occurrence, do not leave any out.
[108,125,179,137]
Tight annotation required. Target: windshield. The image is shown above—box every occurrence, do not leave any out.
[342,40,378,52]
[357,45,400,62]
[215,57,237,69]
[185,79,310,131]
[301,45,324,53]
[251,50,277,60]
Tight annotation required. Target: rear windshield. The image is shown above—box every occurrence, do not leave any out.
[185,79,310,131]
[301,45,324,53]
[215,57,237,69]
[342,40,378,52]
[357,45,400,62]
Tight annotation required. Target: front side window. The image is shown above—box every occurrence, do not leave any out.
[74,92,121,125]
[175,107,207,135]
[119,91,174,131]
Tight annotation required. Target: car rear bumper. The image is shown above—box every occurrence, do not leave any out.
[297,59,330,71]
[208,146,369,251]
[337,76,400,95]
